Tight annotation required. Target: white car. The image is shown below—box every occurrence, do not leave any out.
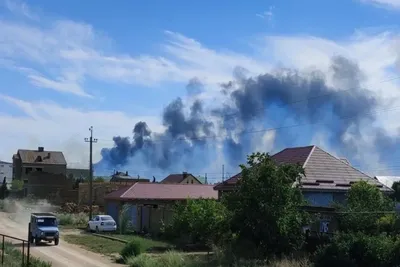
[87,215,117,232]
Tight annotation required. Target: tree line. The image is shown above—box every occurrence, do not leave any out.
[162,152,400,267]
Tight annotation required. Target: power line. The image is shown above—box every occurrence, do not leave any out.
[95,104,400,144]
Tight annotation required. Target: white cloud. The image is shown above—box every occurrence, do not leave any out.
[359,0,400,9]
[0,94,162,166]
[1,1,400,173]
[3,0,38,20]
[0,5,271,97]
[256,6,275,24]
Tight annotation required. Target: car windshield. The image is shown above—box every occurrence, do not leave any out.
[101,216,113,221]
[37,218,57,226]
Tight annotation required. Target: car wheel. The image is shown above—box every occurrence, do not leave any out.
[54,238,59,246]
[87,224,91,232]
[95,226,99,233]
[34,237,40,246]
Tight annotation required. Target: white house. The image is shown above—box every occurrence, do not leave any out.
[0,161,12,188]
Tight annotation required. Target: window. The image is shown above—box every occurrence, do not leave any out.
[101,216,113,221]
[25,167,32,174]
[36,168,43,172]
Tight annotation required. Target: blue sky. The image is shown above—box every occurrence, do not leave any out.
[1,0,400,184]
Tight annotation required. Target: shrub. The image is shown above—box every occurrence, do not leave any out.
[314,232,400,267]
[120,241,144,260]
[57,212,87,226]
[119,204,132,234]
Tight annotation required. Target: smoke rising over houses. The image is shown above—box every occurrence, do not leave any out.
[96,56,397,177]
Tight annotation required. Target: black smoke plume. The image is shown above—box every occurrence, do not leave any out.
[97,55,398,176]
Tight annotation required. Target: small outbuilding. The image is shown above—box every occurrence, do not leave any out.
[104,183,218,234]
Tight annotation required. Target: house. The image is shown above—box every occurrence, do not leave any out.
[214,145,392,235]
[110,171,150,183]
[214,145,391,206]
[104,183,218,233]
[12,146,67,183]
[160,172,203,184]
[0,161,12,188]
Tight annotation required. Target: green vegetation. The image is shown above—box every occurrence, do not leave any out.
[63,234,171,255]
[64,152,400,266]
[57,212,87,228]
[10,179,24,191]
[1,242,52,267]
[120,241,144,260]
[64,234,125,255]
[125,251,310,267]
[119,204,132,234]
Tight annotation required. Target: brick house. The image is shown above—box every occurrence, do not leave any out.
[160,172,203,184]
[12,146,67,183]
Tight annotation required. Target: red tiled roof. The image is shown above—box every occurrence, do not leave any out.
[104,183,217,201]
[214,145,313,190]
[213,145,391,193]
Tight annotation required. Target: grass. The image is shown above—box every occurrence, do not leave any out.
[63,234,126,255]
[126,251,311,267]
[105,234,172,251]
[63,233,172,255]
[1,242,52,267]
[56,212,88,228]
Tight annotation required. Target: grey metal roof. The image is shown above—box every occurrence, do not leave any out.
[0,161,11,165]
[18,149,66,165]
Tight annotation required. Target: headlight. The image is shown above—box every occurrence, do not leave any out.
[55,231,59,236]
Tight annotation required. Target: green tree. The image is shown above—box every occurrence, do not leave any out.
[0,177,9,199]
[222,152,309,258]
[391,181,400,201]
[11,179,24,191]
[163,198,228,246]
[337,181,395,235]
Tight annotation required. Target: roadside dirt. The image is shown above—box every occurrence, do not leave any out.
[0,211,122,267]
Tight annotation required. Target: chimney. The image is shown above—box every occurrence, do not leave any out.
[126,171,128,176]
[183,172,188,178]
[340,158,350,165]
[38,147,44,152]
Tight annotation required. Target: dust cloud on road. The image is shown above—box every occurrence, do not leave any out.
[0,199,121,267]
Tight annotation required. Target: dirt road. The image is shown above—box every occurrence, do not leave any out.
[0,212,121,267]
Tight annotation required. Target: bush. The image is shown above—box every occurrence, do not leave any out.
[314,232,400,267]
[163,198,228,246]
[57,212,87,226]
[121,241,144,260]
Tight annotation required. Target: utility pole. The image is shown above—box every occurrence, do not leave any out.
[222,164,225,182]
[84,126,97,221]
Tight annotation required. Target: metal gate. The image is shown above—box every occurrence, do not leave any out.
[0,233,30,266]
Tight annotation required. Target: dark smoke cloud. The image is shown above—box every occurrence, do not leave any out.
[213,56,378,165]
[98,97,214,172]
[97,55,399,176]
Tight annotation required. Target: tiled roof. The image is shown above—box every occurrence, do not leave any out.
[160,173,201,184]
[17,149,66,165]
[105,183,218,201]
[214,145,391,193]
